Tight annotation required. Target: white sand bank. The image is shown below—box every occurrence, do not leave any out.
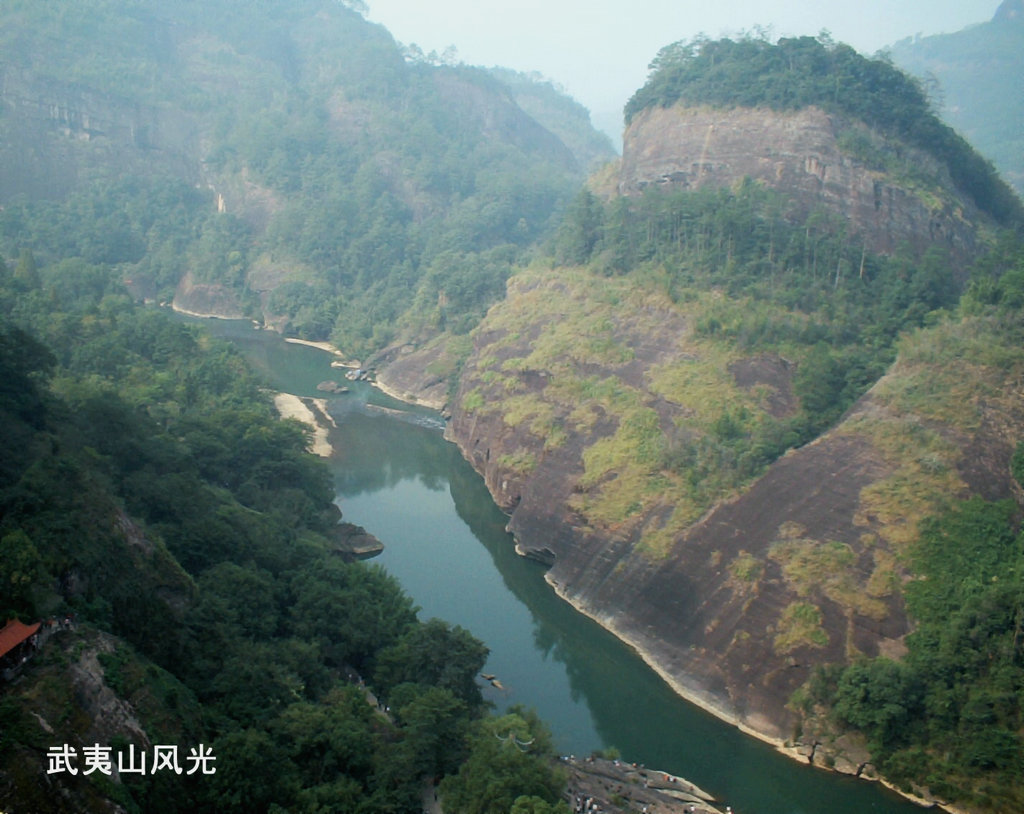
[273,393,333,457]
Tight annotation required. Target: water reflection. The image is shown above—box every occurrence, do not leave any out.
[331,412,453,496]
[190,316,925,814]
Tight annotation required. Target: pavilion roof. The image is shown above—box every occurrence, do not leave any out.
[0,618,40,660]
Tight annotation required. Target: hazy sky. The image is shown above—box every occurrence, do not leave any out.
[365,0,1001,143]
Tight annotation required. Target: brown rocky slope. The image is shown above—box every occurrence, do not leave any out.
[443,266,1024,764]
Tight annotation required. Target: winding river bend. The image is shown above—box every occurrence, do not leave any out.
[194,316,924,814]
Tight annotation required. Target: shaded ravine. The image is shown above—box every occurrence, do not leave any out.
[192,316,925,814]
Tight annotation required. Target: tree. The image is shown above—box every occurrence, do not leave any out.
[273,687,376,785]
[204,729,301,813]
[555,190,604,265]
[1012,441,1024,488]
[13,250,39,290]
[0,530,44,615]
[373,618,489,707]
[288,558,418,671]
[388,684,471,778]
[833,659,922,750]
[511,797,572,814]
[440,709,564,814]
[794,342,845,430]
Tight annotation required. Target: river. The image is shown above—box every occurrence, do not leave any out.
[192,316,926,814]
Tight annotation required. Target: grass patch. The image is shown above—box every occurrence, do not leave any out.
[501,395,554,430]
[635,501,705,558]
[729,550,763,584]
[845,414,964,550]
[497,449,537,475]
[770,537,888,620]
[570,466,661,528]
[866,549,900,599]
[577,407,664,489]
[461,388,485,412]
[774,602,829,654]
[647,340,751,423]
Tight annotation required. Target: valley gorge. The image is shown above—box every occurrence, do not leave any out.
[3,3,1024,812]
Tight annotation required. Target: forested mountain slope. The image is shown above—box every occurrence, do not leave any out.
[0,199,567,813]
[445,35,1024,812]
[889,0,1024,195]
[488,67,618,172]
[0,0,604,358]
[0,2,604,810]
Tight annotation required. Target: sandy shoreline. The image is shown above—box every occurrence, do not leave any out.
[273,393,333,457]
[371,376,447,412]
[170,303,248,320]
[284,336,347,357]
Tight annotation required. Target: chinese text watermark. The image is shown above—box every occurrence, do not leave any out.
[46,744,215,776]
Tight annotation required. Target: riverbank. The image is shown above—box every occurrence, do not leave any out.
[284,336,348,358]
[273,392,334,457]
[351,357,944,810]
[183,315,938,814]
[371,375,447,412]
[543,575,947,812]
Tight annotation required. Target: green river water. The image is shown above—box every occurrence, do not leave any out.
[194,316,927,814]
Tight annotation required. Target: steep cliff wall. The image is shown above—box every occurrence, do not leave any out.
[445,267,1024,746]
[619,105,981,270]
[0,65,200,201]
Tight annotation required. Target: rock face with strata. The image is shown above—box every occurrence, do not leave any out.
[444,267,1024,745]
[0,66,200,203]
[619,104,981,270]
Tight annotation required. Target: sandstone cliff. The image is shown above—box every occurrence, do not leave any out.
[618,104,981,270]
[444,266,1024,747]
[0,65,200,202]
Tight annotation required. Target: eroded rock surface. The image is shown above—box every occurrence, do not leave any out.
[619,105,981,270]
[444,268,1024,745]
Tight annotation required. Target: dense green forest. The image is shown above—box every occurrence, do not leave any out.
[0,212,567,812]
[4,0,1024,809]
[0,0,603,358]
[624,35,1023,228]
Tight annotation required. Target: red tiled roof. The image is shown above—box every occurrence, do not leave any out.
[0,619,40,660]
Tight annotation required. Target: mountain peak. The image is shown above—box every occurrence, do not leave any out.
[994,0,1024,22]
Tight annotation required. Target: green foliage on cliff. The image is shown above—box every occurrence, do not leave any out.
[553,180,958,439]
[468,175,1016,559]
[801,240,1024,811]
[624,34,1023,226]
[818,498,1024,812]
